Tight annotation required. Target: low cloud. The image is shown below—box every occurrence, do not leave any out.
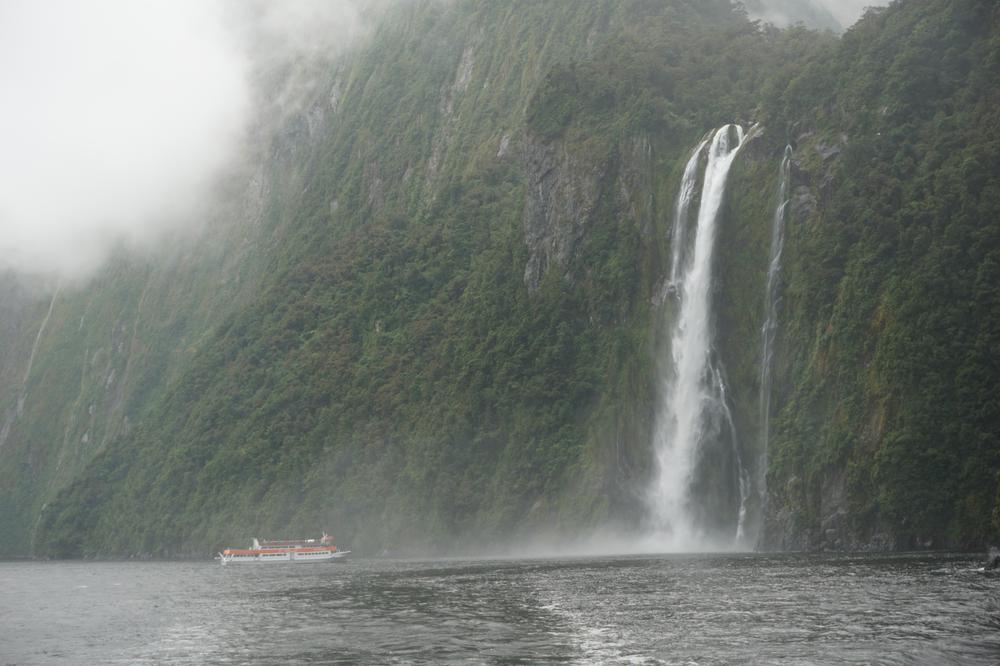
[747,0,889,30]
[817,0,888,28]
[0,0,365,282]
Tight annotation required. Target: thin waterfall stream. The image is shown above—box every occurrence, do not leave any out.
[757,144,793,539]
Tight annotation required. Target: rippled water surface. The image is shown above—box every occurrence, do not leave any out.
[2,552,998,664]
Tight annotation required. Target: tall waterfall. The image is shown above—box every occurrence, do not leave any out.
[648,125,753,548]
[757,145,793,525]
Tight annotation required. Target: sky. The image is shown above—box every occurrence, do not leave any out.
[0,0,363,282]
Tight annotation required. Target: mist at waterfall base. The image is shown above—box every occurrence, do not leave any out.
[4,554,998,664]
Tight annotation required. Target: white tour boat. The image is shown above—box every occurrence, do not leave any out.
[217,533,350,564]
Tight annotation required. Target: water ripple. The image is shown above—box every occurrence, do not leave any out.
[1,553,998,664]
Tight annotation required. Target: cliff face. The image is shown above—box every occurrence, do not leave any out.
[16,1,694,558]
[3,0,998,558]
[522,134,605,294]
[0,160,279,558]
[0,92,308,557]
[757,0,1000,551]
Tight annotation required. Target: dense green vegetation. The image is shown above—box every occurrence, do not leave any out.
[758,0,1000,548]
[2,0,997,558]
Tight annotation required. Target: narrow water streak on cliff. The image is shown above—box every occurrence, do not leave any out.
[714,365,750,543]
[647,125,752,549]
[757,145,792,541]
[18,286,60,416]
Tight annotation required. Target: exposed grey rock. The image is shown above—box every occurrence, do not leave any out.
[0,409,12,452]
[521,135,604,293]
[454,46,475,93]
[329,76,344,113]
[816,143,843,161]
[789,153,818,223]
[761,475,810,551]
[814,473,851,550]
[987,547,1000,570]
[497,133,511,159]
[616,134,655,238]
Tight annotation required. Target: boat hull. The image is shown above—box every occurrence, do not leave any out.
[219,549,350,564]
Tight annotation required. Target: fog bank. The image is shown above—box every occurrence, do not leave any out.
[748,0,889,30]
[0,0,364,282]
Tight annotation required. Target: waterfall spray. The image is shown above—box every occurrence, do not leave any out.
[648,125,754,549]
[757,145,793,534]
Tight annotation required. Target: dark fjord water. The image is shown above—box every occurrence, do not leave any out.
[1,553,997,664]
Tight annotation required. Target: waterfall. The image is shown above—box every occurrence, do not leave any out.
[757,145,793,530]
[667,136,710,293]
[648,125,753,548]
[713,365,751,543]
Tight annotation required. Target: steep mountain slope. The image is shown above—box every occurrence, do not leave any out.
[27,0,752,557]
[0,98,313,557]
[2,0,997,558]
[753,0,1000,549]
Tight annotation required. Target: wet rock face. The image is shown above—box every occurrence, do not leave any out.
[617,134,655,238]
[762,475,810,551]
[790,185,817,221]
[987,547,1000,570]
[761,466,899,552]
[521,134,603,293]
